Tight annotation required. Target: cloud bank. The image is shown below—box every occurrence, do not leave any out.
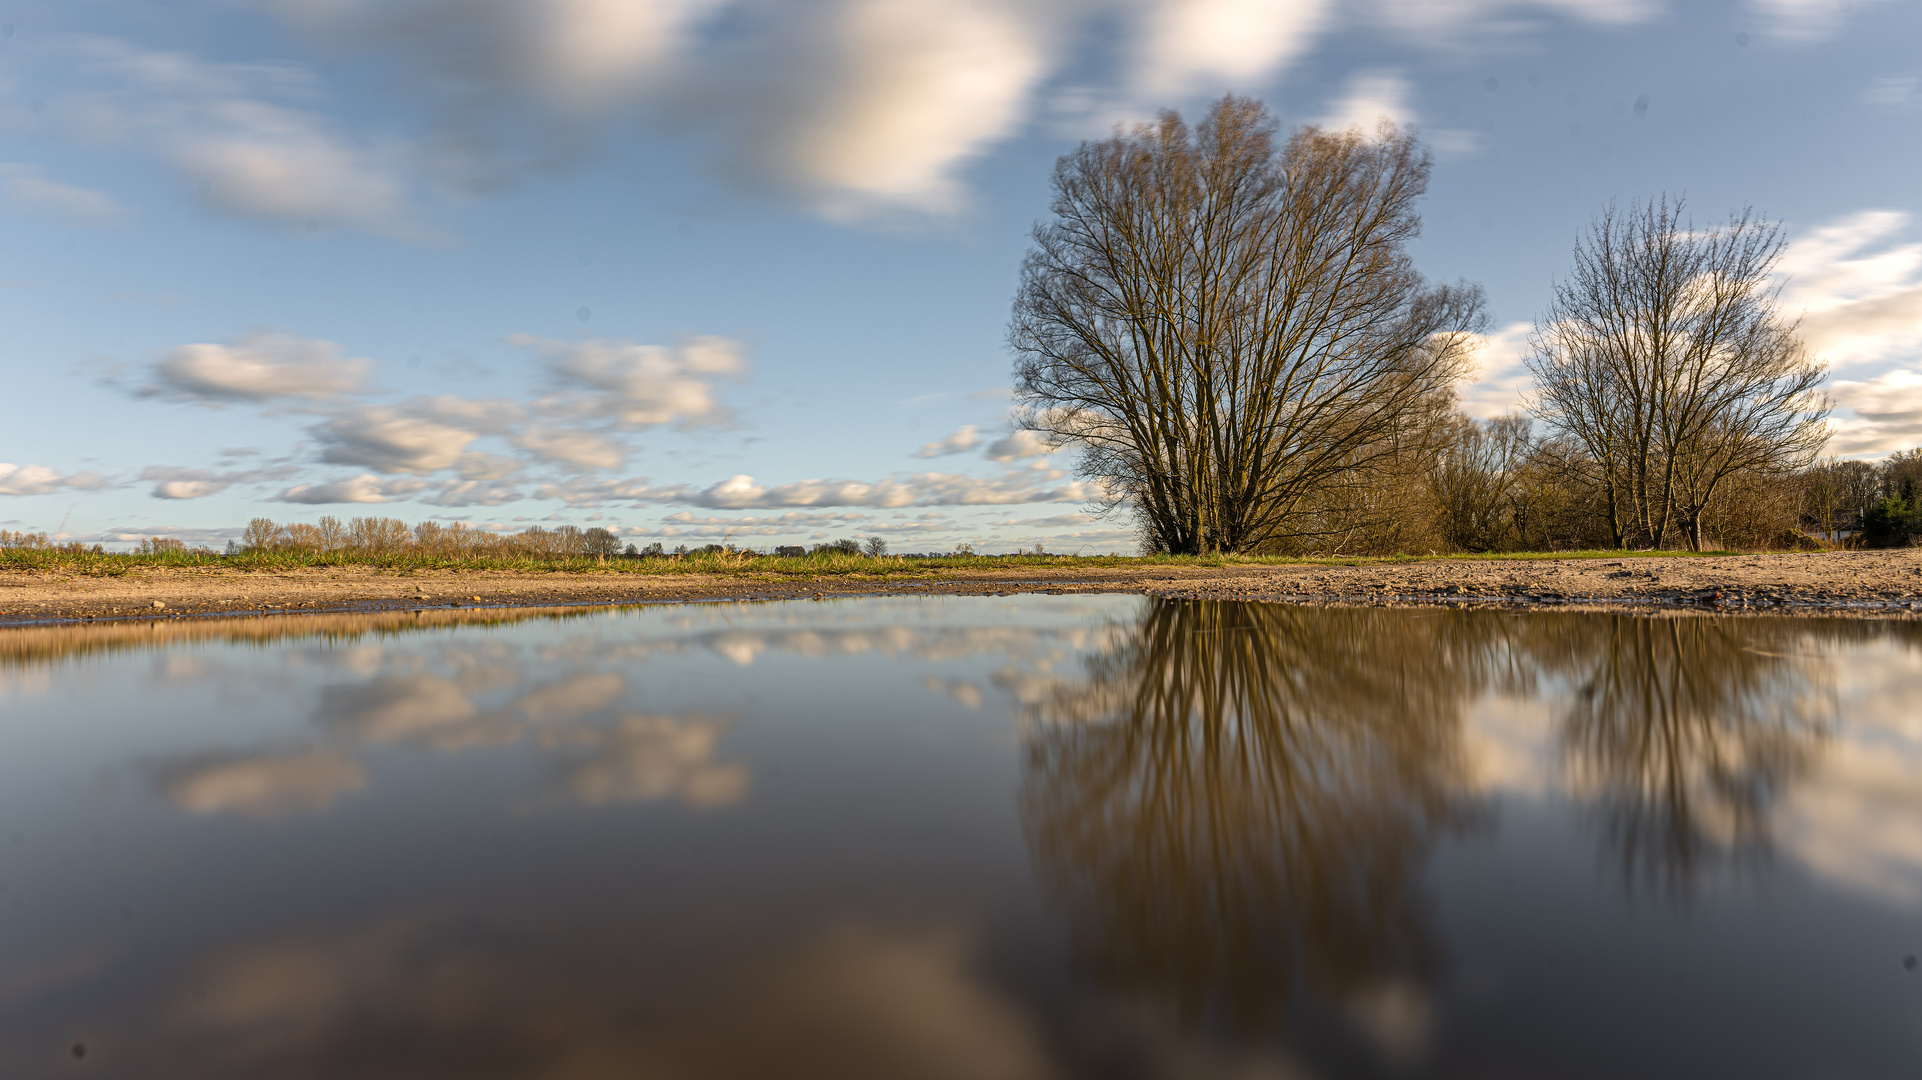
[30,0,1743,232]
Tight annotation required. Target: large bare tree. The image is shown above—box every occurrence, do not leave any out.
[1010,97,1485,555]
[1527,198,1830,550]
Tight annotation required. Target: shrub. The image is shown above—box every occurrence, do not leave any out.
[1863,494,1922,547]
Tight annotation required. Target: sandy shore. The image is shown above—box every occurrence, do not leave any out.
[3,549,1920,627]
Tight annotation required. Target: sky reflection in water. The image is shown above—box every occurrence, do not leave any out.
[1,597,1920,1078]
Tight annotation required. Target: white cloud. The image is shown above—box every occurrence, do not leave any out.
[175,120,412,234]
[144,331,372,404]
[1317,69,1414,132]
[518,334,744,427]
[139,464,293,499]
[1316,69,1487,156]
[533,476,682,508]
[736,0,1053,216]
[94,524,240,548]
[272,0,726,111]
[696,473,915,509]
[152,478,227,500]
[276,473,425,504]
[651,510,869,538]
[1367,0,1659,43]
[1130,0,1330,99]
[0,163,125,220]
[48,0,1671,231]
[995,512,1099,527]
[70,38,421,236]
[913,425,982,458]
[637,513,954,540]
[1751,0,1891,40]
[691,469,1103,509]
[264,0,1662,224]
[1781,210,1922,371]
[451,451,524,480]
[534,467,1100,510]
[412,394,527,435]
[983,429,1056,462]
[313,405,483,473]
[1772,210,1922,455]
[417,478,527,507]
[0,463,109,496]
[513,426,627,470]
[1828,370,1922,455]
[1457,321,1536,419]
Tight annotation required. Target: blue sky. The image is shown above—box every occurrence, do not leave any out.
[2,0,1919,552]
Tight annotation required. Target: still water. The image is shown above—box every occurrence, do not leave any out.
[2,596,1920,1078]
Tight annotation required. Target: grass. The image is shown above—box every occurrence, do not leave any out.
[0,545,1764,579]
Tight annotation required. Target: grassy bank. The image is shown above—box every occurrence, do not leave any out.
[1,547,1747,579]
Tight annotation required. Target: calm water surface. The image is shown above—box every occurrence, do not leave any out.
[3,596,1921,1078]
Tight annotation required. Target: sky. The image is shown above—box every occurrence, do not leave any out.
[2,0,1919,553]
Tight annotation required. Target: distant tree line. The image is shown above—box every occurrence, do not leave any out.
[8,521,1047,562]
[1011,96,1863,554]
[236,516,627,558]
[221,519,944,561]
[0,530,104,553]
[1801,450,1922,547]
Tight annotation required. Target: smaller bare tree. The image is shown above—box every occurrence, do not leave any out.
[582,527,622,556]
[1528,198,1829,550]
[241,517,283,552]
[1428,414,1533,552]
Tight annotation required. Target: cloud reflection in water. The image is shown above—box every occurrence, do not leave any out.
[156,749,368,819]
[4,598,1922,1077]
[150,919,1053,1080]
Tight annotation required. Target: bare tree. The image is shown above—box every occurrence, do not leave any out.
[1527,198,1829,550]
[1428,414,1533,552]
[240,517,283,552]
[1011,96,1486,555]
[347,515,412,554]
[582,527,622,556]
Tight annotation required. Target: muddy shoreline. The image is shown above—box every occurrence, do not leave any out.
[4,549,1919,628]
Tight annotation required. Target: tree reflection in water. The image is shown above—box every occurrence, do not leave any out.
[1021,600,1837,1041]
[1531,615,1834,899]
[1018,599,1484,1037]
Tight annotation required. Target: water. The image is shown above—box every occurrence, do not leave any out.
[2,596,1920,1078]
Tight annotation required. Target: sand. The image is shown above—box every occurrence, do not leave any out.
[3,549,1920,627]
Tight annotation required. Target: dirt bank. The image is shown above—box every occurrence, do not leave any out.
[3,550,1919,627]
